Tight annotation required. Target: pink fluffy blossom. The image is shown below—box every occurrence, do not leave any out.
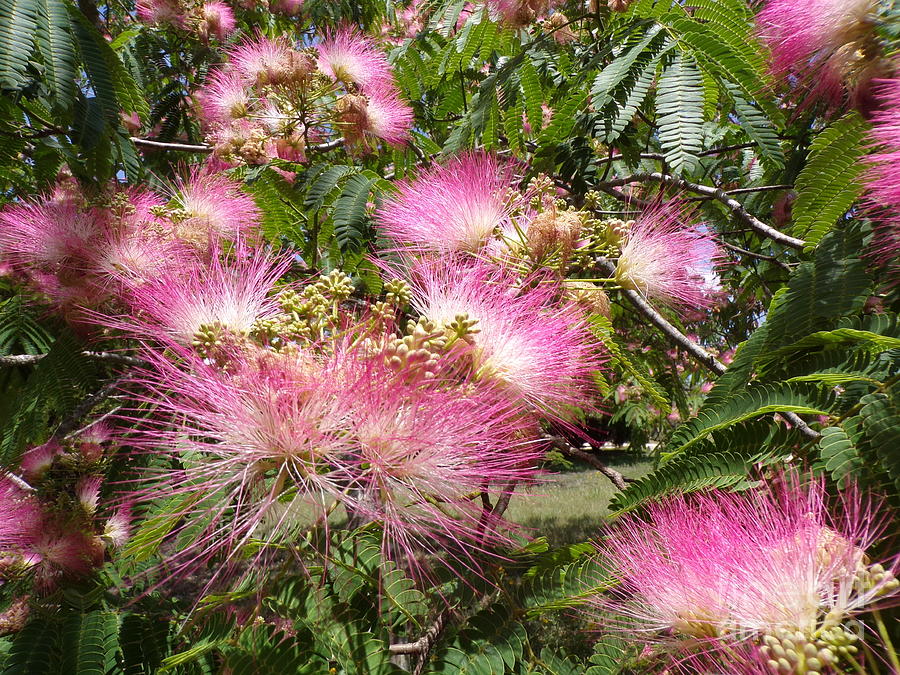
[121,348,356,582]
[355,82,413,147]
[108,243,288,348]
[198,1,236,42]
[330,349,541,573]
[614,200,722,316]
[405,258,601,423]
[316,28,394,92]
[375,153,525,253]
[0,188,99,272]
[863,75,900,280]
[136,0,183,27]
[228,37,310,87]
[756,0,876,102]
[166,168,262,245]
[0,476,42,551]
[590,470,899,670]
[196,70,252,126]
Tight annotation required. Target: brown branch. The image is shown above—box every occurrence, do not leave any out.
[544,434,629,490]
[596,173,806,250]
[50,377,126,442]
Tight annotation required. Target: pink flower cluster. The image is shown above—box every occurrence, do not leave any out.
[0,168,261,325]
[591,470,899,672]
[137,0,236,42]
[0,428,129,595]
[755,0,881,105]
[195,31,413,165]
[863,74,900,281]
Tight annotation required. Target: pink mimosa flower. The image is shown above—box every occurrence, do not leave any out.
[405,258,601,423]
[122,348,353,582]
[375,153,525,253]
[329,350,541,573]
[0,476,42,551]
[102,506,132,549]
[590,470,899,669]
[756,0,876,102]
[136,0,183,27]
[355,82,413,147]
[109,243,288,348]
[863,75,900,280]
[199,1,236,42]
[30,529,103,591]
[316,28,394,92]
[229,37,299,86]
[614,200,723,316]
[196,70,252,125]
[75,476,102,515]
[166,168,262,246]
[0,188,99,272]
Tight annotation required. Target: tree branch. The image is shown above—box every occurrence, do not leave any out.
[595,257,727,376]
[0,352,148,368]
[595,173,806,250]
[130,137,213,152]
[595,257,821,441]
[544,434,629,490]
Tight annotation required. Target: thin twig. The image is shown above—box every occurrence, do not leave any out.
[130,137,213,152]
[0,352,148,368]
[595,257,727,376]
[50,377,127,442]
[720,241,793,272]
[388,614,448,654]
[595,173,806,250]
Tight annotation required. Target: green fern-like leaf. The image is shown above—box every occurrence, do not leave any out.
[792,112,868,249]
[0,0,39,88]
[2,618,60,675]
[609,450,767,514]
[33,0,76,113]
[664,383,834,458]
[655,53,704,174]
[59,611,120,675]
[762,224,873,350]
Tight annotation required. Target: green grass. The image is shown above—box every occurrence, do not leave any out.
[505,453,655,548]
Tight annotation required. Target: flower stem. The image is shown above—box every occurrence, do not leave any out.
[873,609,900,673]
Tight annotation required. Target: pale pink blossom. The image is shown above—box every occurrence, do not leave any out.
[405,258,601,422]
[166,168,262,245]
[355,82,413,147]
[317,28,394,92]
[329,349,541,573]
[375,153,524,253]
[107,243,288,348]
[614,200,723,316]
[0,188,99,272]
[196,70,252,126]
[121,348,355,583]
[590,470,899,669]
[136,0,183,27]
[102,506,132,549]
[756,0,876,102]
[198,1,236,42]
